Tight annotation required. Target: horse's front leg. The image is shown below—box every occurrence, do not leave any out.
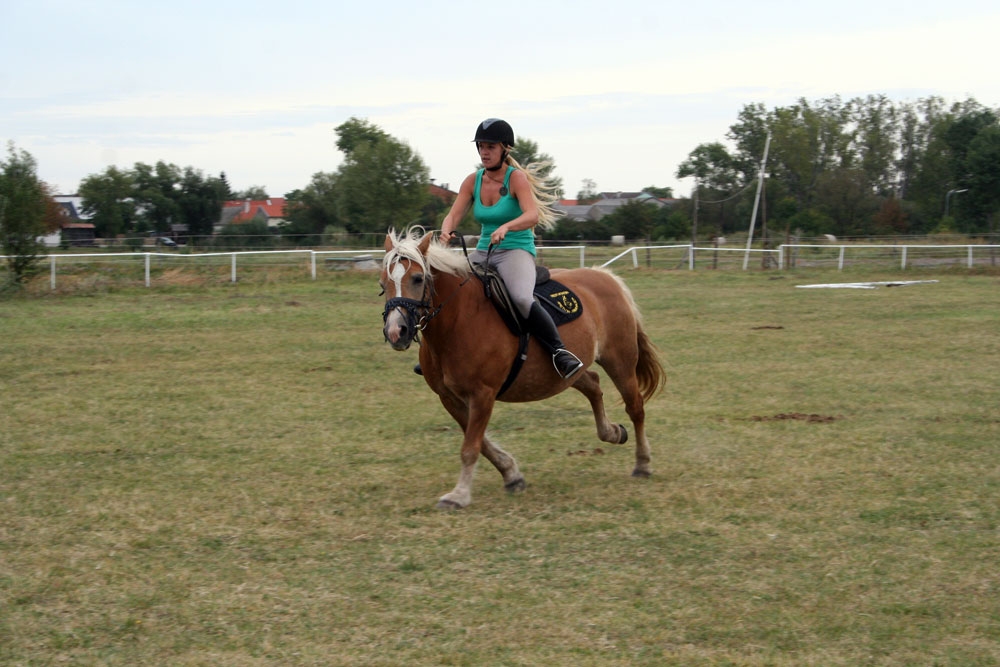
[437,390,524,500]
[437,390,496,510]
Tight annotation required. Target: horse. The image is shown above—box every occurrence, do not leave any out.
[380,228,666,509]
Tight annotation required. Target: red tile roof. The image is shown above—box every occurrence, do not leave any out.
[429,184,457,204]
[224,198,286,224]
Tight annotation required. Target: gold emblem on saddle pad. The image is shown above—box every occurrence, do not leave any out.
[548,290,580,314]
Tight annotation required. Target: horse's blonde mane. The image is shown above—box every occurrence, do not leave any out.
[384,227,471,278]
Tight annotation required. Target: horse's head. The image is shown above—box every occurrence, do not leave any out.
[381,229,435,351]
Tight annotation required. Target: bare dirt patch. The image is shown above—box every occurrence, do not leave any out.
[750,412,841,423]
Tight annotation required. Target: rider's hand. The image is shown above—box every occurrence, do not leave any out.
[439,230,454,245]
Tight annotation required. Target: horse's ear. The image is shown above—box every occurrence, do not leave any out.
[384,233,394,253]
[417,231,434,256]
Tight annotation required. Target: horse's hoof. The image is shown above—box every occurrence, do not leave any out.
[436,498,463,511]
[504,477,527,494]
[617,424,629,444]
[631,468,651,478]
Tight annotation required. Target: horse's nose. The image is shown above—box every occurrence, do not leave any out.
[384,312,411,349]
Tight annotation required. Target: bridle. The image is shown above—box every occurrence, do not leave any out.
[381,254,471,346]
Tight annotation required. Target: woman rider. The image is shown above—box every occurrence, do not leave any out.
[438,118,584,379]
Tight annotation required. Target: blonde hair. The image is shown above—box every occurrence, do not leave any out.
[504,154,563,230]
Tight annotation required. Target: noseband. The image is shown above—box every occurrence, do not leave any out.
[382,295,433,346]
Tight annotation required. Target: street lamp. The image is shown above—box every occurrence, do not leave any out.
[945,188,968,217]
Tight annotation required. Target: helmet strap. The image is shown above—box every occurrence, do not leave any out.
[485,149,509,172]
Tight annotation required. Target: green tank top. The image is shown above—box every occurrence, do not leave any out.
[473,167,536,255]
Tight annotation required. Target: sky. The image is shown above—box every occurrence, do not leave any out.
[3,0,999,202]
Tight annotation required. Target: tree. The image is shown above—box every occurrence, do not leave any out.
[576,178,599,203]
[282,172,340,241]
[132,161,182,234]
[642,185,674,198]
[605,200,659,240]
[79,166,136,238]
[964,124,1000,234]
[851,94,899,196]
[727,102,771,183]
[0,143,49,284]
[677,142,739,236]
[178,167,225,239]
[332,118,430,233]
[217,172,234,200]
[80,162,224,242]
[335,117,388,155]
[231,185,269,200]
[767,97,853,210]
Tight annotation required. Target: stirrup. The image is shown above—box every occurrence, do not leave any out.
[552,349,583,379]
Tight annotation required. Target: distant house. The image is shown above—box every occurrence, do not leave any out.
[39,195,96,247]
[219,198,287,230]
[553,191,676,223]
[60,222,97,246]
[429,182,457,206]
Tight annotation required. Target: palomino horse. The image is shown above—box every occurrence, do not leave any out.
[381,228,666,509]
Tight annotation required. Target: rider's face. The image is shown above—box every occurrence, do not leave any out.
[476,141,504,168]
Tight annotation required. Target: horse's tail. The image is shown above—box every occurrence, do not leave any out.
[590,267,666,401]
[635,323,667,403]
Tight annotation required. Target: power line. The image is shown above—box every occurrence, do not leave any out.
[695,181,755,204]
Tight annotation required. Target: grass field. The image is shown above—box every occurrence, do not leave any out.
[2,266,999,665]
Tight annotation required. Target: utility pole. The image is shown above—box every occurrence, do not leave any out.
[691,178,699,245]
[743,132,771,270]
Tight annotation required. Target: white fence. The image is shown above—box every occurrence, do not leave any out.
[5,243,998,290]
[780,244,1000,270]
[22,249,385,290]
[597,243,1000,271]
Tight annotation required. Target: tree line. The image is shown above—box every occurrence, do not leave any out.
[673,95,1000,241]
[4,96,999,284]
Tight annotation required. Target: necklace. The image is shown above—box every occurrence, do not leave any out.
[483,171,508,196]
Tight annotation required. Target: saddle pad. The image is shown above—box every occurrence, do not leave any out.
[534,279,583,326]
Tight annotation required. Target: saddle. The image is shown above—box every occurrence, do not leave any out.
[474,263,584,336]
[472,262,584,397]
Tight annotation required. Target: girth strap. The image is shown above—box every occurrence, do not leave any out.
[496,333,530,399]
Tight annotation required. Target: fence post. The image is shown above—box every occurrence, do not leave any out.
[145,253,151,287]
[231,253,237,283]
[838,246,845,271]
[50,255,56,290]
[901,246,908,269]
[311,251,317,279]
[579,246,585,268]
[968,245,974,268]
[688,244,695,270]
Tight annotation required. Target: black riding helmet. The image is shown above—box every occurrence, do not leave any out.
[473,118,515,147]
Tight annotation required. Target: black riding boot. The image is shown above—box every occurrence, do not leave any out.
[526,302,584,379]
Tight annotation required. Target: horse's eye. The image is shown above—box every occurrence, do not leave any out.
[412,275,424,285]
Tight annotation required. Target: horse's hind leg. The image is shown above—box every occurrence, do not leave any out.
[572,370,630,446]
[606,372,652,478]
